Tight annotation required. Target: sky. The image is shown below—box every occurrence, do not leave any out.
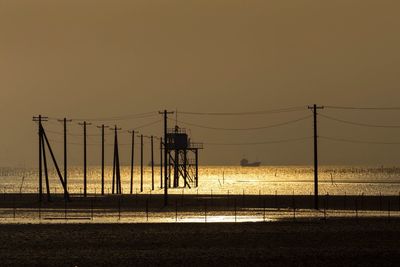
[1,0,400,167]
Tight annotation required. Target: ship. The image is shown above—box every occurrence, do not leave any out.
[240,158,261,167]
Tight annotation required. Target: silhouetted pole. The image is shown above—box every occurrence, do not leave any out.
[151,136,154,191]
[79,121,91,197]
[308,104,324,210]
[41,126,70,200]
[140,134,143,192]
[111,126,122,194]
[160,137,163,189]
[195,149,199,187]
[159,110,174,206]
[58,118,72,200]
[129,130,135,194]
[39,116,43,201]
[33,115,48,202]
[41,134,51,201]
[97,125,108,195]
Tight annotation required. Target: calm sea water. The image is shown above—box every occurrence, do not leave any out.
[1,166,400,196]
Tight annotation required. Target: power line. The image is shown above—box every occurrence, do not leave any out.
[48,111,159,122]
[126,119,162,131]
[178,106,306,116]
[46,129,113,137]
[203,136,312,146]
[319,114,400,128]
[44,119,161,137]
[325,105,400,111]
[171,115,312,131]
[320,136,400,145]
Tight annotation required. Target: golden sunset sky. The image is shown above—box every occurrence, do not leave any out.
[1,0,400,166]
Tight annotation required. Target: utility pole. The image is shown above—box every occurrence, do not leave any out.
[111,125,122,194]
[308,104,324,210]
[160,137,163,189]
[128,130,135,194]
[79,121,91,197]
[140,134,144,192]
[159,110,174,206]
[33,115,48,202]
[58,118,71,200]
[97,125,108,195]
[151,135,154,191]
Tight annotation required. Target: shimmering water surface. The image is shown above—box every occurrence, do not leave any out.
[1,166,400,196]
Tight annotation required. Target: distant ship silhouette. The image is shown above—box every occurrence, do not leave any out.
[240,158,261,167]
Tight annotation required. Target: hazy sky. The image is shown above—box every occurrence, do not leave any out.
[1,0,400,167]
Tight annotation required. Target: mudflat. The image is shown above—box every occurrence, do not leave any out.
[0,219,399,266]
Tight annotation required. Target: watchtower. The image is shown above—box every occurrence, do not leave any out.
[166,126,203,188]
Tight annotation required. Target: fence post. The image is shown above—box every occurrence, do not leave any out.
[242,189,245,207]
[64,200,67,220]
[355,197,358,221]
[204,200,207,223]
[13,196,16,220]
[175,199,178,222]
[118,198,121,221]
[38,201,41,221]
[263,198,266,222]
[146,199,149,222]
[91,199,94,220]
[293,194,296,221]
[234,198,237,223]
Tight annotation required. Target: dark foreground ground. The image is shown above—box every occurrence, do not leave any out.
[0,219,399,266]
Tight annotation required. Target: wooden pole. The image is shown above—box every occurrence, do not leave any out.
[130,131,135,194]
[115,126,121,194]
[33,115,48,202]
[140,134,143,192]
[58,118,72,200]
[41,133,51,201]
[160,137,163,189]
[308,104,324,210]
[97,124,108,195]
[39,116,43,202]
[151,136,154,191]
[63,118,67,199]
[84,122,87,197]
[79,121,91,197]
[41,128,69,199]
[159,110,174,206]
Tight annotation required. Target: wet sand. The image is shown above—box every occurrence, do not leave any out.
[0,219,399,266]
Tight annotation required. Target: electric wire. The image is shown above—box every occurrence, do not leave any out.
[170,115,312,131]
[325,106,400,111]
[320,136,400,145]
[47,111,159,122]
[319,114,400,128]
[203,136,312,146]
[178,106,306,116]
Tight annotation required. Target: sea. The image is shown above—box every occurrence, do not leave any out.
[1,165,400,196]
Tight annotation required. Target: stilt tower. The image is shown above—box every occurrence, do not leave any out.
[166,126,203,188]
